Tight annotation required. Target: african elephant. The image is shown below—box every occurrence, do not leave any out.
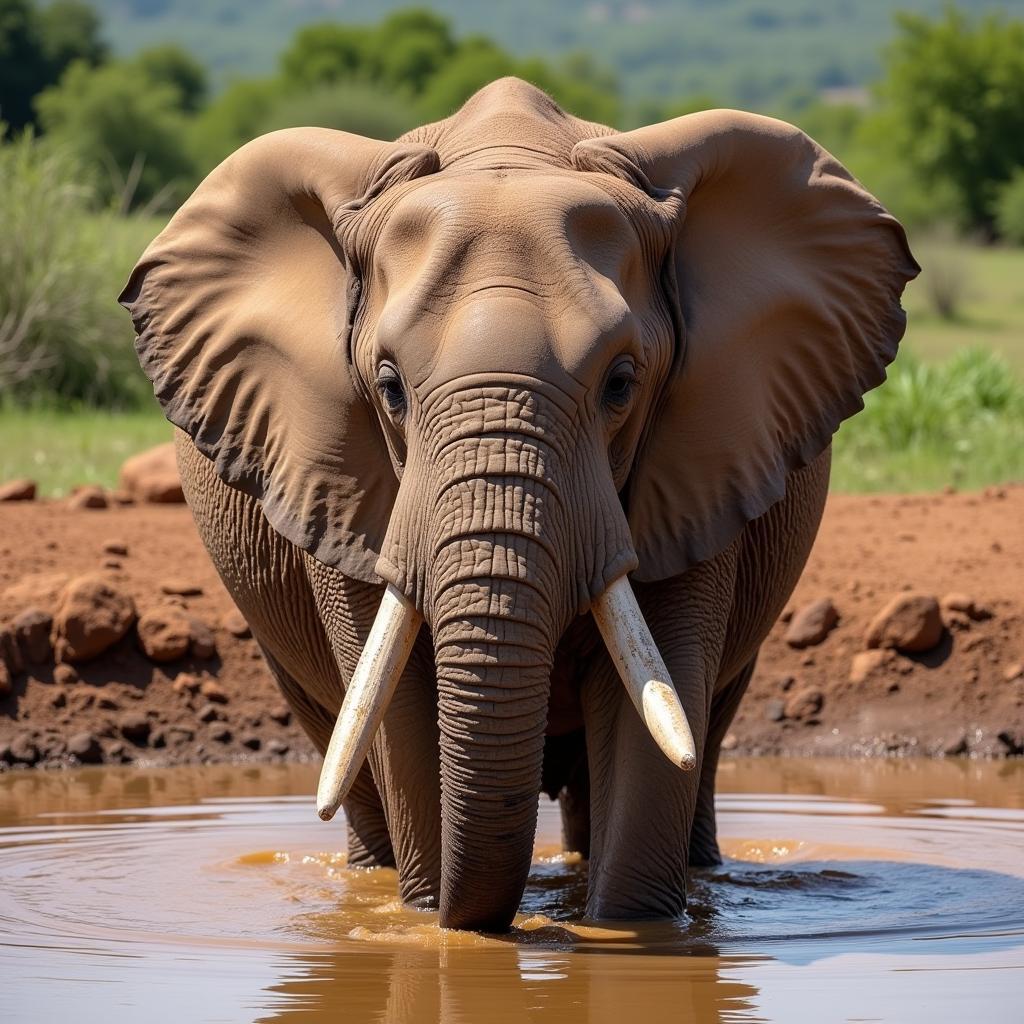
[120,78,917,931]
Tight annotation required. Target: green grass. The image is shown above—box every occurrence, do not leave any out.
[0,405,172,497]
[901,239,1024,371]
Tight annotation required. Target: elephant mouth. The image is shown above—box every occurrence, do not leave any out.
[315,575,695,822]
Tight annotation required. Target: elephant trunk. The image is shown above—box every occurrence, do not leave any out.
[432,574,555,930]
[425,451,567,930]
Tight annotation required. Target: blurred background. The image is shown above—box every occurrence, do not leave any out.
[1,0,1023,496]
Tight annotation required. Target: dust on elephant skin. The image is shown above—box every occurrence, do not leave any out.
[121,77,918,931]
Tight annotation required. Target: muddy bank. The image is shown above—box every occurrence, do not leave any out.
[0,485,1021,769]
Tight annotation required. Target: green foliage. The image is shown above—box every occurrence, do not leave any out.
[995,170,1024,246]
[133,43,207,112]
[876,8,1024,234]
[276,7,618,124]
[257,81,420,141]
[0,0,105,130]
[35,58,194,209]
[37,0,106,67]
[0,131,160,406]
[832,348,1024,491]
[279,23,372,90]
[187,76,277,173]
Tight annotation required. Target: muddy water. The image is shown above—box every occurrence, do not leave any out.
[2,759,1023,1023]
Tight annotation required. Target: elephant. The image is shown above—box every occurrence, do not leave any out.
[119,77,918,932]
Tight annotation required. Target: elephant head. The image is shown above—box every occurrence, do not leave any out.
[120,79,917,930]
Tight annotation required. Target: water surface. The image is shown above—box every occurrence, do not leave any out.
[2,758,1023,1023]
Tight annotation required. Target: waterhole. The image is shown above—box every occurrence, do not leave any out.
[2,758,1022,1023]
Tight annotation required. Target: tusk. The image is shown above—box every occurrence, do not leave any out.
[316,583,422,822]
[591,575,697,771]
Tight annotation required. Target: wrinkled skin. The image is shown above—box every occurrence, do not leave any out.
[122,78,918,931]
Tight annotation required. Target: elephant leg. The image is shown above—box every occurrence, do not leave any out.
[303,558,442,908]
[542,730,590,856]
[688,656,756,868]
[582,553,736,919]
[258,642,396,868]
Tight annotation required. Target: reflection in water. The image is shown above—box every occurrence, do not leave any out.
[2,758,1023,1023]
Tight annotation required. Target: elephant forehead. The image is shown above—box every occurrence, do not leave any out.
[373,173,643,295]
[370,173,647,389]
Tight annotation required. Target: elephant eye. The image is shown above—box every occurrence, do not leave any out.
[603,359,637,408]
[375,361,406,414]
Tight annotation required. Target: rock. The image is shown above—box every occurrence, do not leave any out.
[12,608,52,664]
[160,580,203,597]
[0,659,10,697]
[268,704,291,726]
[2,572,70,617]
[97,696,119,710]
[865,593,944,653]
[137,606,191,662]
[197,703,224,723]
[0,624,23,674]
[783,598,839,649]
[49,689,66,708]
[51,575,136,663]
[189,619,216,660]
[109,490,135,506]
[9,734,40,765]
[200,679,229,704]
[172,673,201,696]
[241,734,261,751]
[102,540,129,557]
[220,608,251,639]
[942,731,969,757]
[849,648,894,685]
[1004,662,1024,683]
[765,699,785,723]
[0,478,36,501]
[118,711,151,745]
[266,739,290,756]
[720,733,738,752]
[68,732,103,764]
[53,663,79,686]
[118,443,184,503]
[67,485,108,509]
[940,593,993,624]
[784,687,824,721]
[209,725,232,743]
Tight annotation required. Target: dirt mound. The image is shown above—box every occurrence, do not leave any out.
[0,485,1021,770]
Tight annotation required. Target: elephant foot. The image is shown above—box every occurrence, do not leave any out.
[687,837,723,868]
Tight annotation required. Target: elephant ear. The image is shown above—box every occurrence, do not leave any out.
[120,128,438,581]
[572,111,919,581]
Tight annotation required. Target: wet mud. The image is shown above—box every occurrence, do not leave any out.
[2,757,1022,1022]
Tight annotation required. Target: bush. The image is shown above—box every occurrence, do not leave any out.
[35,59,195,211]
[995,169,1024,245]
[257,81,421,142]
[919,238,972,321]
[833,348,1024,491]
[0,131,158,405]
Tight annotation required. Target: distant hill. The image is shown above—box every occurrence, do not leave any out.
[92,0,1021,106]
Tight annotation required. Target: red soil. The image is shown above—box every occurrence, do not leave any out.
[1,486,1022,770]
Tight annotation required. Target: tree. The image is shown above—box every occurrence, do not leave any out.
[878,8,1024,233]
[35,59,193,209]
[0,0,106,130]
[134,43,207,113]
[279,23,371,90]
[38,0,106,68]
